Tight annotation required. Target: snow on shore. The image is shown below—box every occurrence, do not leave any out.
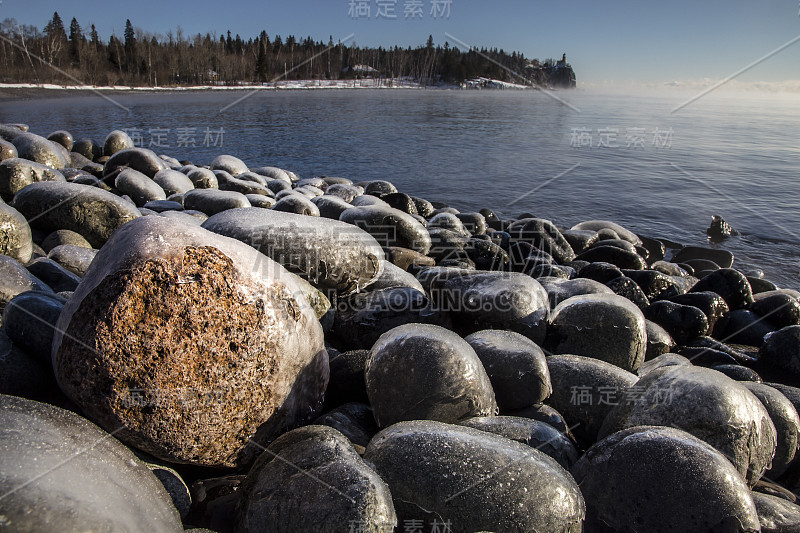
[0,77,537,92]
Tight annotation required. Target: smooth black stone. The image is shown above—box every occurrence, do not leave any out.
[577,245,647,270]
[644,300,709,345]
[324,350,370,408]
[464,329,551,410]
[622,269,684,301]
[751,293,800,329]
[465,238,509,271]
[572,426,760,532]
[750,277,779,294]
[637,235,666,262]
[714,309,775,347]
[759,326,800,382]
[605,276,650,311]
[681,336,758,365]
[667,291,730,332]
[313,403,379,448]
[455,212,487,235]
[578,261,624,284]
[740,382,799,478]
[332,286,448,350]
[690,268,754,310]
[26,257,80,292]
[380,192,417,215]
[561,229,598,254]
[644,319,676,360]
[713,364,763,382]
[502,403,573,437]
[546,354,638,448]
[460,416,580,470]
[672,245,735,268]
[506,218,576,264]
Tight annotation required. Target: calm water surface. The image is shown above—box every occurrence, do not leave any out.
[1,89,798,287]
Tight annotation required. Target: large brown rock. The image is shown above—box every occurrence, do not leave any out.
[52,216,329,468]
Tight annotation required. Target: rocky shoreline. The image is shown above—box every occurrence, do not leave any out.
[1,123,800,532]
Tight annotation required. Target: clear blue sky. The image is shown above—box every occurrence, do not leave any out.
[4,0,799,85]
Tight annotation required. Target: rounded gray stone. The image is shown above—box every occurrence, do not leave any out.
[236,425,397,533]
[599,365,777,485]
[365,323,497,427]
[547,293,647,373]
[364,420,585,532]
[0,394,183,532]
[571,425,760,532]
[12,181,141,248]
[464,329,551,409]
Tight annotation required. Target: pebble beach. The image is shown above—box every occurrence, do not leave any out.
[1,123,800,532]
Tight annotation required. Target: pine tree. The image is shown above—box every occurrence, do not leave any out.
[68,17,81,65]
[124,19,136,73]
[43,12,67,64]
[90,24,99,48]
[255,31,268,81]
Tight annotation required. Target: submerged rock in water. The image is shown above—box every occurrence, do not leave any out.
[364,420,585,532]
[572,425,760,532]
[365,323,496,427]
[52,216,329,468]
[0,394,183,532]
[707,215,739,241]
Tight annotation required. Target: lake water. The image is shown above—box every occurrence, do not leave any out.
[1,88,798,288]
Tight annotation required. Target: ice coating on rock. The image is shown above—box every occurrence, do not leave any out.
[52,216,329,467]
[599,365,777,485]
[364,420,585,532]
[572,425,760,532]
[571,220,643,245]
[435,271,550,344]
[548,293,647,373]
[210,154,249,176]
[460,416,580,470]
[538,277,614,309]
[0,394,183,532]
[339,205,431,255]
[365,323,497,427]
[203,207,384,296]
[463,329,551,409]
[236,425,397,533]
[12,181,141,248]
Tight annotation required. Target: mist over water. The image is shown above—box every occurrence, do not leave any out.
[1,89,798,288]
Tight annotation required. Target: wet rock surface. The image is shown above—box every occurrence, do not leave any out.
[0,394,183,532]
[572,425,761,532]
[364,420,585,532]
[236,425,397,533]
[365,323,497,427]
[599,365,777,485]
[546,293,648,373]
[52,216,329,468]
